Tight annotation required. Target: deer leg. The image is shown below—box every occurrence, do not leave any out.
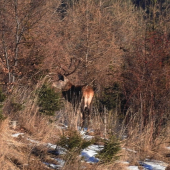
[82,107,90,128]
[82,110,86,128]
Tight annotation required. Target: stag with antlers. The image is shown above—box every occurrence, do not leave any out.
[51,58,94,128]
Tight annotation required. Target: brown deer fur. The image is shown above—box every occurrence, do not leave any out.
[52,74,94,128]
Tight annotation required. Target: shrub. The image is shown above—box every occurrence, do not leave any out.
[57,130,93,152]
[97,135,121,163]
[99,83,125,111]
[38,84,61,116]
[56,130,94,165]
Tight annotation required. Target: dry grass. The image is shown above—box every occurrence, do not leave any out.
[0,118,25,170]
[1,84,170,169]
[55,97,170,168]
[0,78,64,169]
[3,77,62,143]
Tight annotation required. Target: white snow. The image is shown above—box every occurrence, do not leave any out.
[79,128,94,140]
[166,146,170,150]
[11,130,169,170]
[44,158,65,169]
[43,162,61,169]
[11,132,24,138]
[127,166,139,170]
[140,160,168,170]
[54,145,67,155]
[82,134,94,140]
[46,143,57,150]
[81,144,104,163]
[54,158,65,167]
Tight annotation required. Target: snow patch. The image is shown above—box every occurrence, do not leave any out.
[11,133,24,138]
[43,162,62,169]
[54,158,65,167]
[166,146,170,150]
[140,160,168,170]
[46,143,57,150]
[127,166,139,170]
[44,158,65,169]
[81,145,104,163]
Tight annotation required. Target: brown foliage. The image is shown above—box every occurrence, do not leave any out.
[122,31,170,135]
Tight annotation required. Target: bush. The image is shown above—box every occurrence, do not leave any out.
[97,135,121,163]
[99,83,125,111]
[38,84,61,116]
[57,130,93,152]
[56,130,94,165]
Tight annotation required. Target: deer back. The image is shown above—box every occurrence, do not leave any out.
[52,74,94,110]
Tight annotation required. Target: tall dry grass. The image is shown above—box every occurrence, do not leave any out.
[3,77,62,143]
[0,77,63,169]
[0,118,25,170]
[1,80,170,169]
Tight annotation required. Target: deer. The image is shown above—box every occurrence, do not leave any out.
[52,74,94,128]
[51,59,94,128]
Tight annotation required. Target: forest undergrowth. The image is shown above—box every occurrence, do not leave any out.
[1,0,170,169]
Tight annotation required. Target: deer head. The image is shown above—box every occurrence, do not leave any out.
[52,74,72,91]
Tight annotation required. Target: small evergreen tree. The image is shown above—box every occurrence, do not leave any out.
[57,130,93,152]
[38,84,61,116]
[97,136,121,163]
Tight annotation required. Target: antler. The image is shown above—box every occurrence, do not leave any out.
[58,58,81,76]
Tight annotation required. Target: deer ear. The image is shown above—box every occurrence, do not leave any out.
[58,74,64,81]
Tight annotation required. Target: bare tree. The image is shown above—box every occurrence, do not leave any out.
[0,0,47,84]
